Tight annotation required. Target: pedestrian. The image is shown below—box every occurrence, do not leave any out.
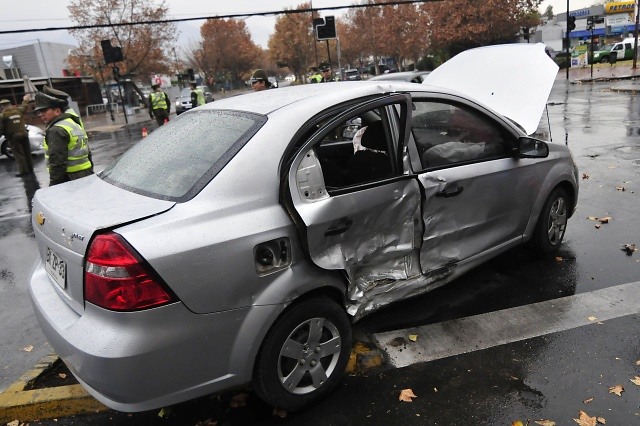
[34,92,93,186]
[0,97,34,177]
[250,69,272,92]
[42,85,84,128]
[149,84,170,126]
[318,62,334,82]
[190,82,206,108]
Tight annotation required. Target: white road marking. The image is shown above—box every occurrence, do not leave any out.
[374,281,640,368]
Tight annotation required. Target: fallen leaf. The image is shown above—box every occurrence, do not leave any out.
[272,408,287,418]
[583,397,594,404]
[598,217,612,224]
[555,256,564,262]
[587,216,598,221]
[574,410,597,426]
[408,334,418,342]
[535,420,556,426]
[615,186,625,191]
[157,407,171,418]
[582,173,590,179]
[595,224,602,229]
[512,421,524,426]
[7,420,20,426]
[399,388,417,402]
[631,376,640,386]
[22,345,33,352]
[608,165,616,169]
[58,373,67,379]
[588,316,598,322]
[230,392,249,408]
[621,244,637,256]
[636,360,640,366]
[609,385,624,396]
[597,417,606,424]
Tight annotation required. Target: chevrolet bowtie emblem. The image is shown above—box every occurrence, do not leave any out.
[36,212,46,226]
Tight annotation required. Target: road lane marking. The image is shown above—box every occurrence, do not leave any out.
[374,281,640,368]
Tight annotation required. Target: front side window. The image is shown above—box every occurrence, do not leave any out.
[100,110,266,201]
[411,101,508,169]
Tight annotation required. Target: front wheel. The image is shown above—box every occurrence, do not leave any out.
[1,139,14,160]
[252,297,352,411]
[601,57,609,63]
[531,187,570,253]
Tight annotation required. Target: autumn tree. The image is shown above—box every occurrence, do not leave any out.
[422,0,543,57]
[269,3,316,83]
[192,18,261,90]
[67,0,177,84]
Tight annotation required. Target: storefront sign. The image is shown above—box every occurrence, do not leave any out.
[605,1,635,14]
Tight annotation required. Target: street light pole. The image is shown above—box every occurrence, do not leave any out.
[566,0,570,80]
[633,0,639,69]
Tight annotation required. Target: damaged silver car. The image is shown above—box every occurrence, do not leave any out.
[28,43,578,413]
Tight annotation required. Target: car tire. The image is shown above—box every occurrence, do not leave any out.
[601,57,609,64]
[1,140,14,160]
[531,187,569,253]
[252,296,352,411]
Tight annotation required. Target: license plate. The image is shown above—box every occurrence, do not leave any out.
[45,247,66,289]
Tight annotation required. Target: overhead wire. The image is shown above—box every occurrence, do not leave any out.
[0,1,440,35]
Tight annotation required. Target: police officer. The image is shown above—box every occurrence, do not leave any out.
[308,67,322,84]
[148,84,170,126]
[34,92,93,186]
[249,69,272,92]
[0,98,33,177]
[318,62,334,82]
[190,82,206,108]
[43,85,84,129]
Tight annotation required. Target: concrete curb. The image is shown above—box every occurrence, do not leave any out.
[0,354,107,423]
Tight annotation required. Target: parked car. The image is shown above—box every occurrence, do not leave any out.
[29,44,578,414]
[369,70,431,83]
[344,68,361,80]
[175,86,213,114]
[590,41,634,63]
[0,124,44,160]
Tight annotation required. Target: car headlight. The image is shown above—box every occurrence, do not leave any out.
[175,100,180,107]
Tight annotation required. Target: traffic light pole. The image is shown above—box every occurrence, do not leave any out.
[634,0,639,69]
[566,0,570,80]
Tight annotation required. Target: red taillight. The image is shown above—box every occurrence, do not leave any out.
[84,233,175,311]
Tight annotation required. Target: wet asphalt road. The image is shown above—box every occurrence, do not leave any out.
[2,78,640,425]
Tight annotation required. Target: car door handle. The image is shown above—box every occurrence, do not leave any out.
[324,219,353,236]
[436,185,464,198]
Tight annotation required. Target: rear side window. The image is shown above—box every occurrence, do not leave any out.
[100,110,266,201]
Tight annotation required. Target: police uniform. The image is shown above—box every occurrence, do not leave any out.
[318,62,334,83]
[35,92,93,186]
[0,98,33,176]
[149,84,170,126]
[190,83,206,108]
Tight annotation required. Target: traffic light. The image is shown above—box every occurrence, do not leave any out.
[586,16,593,31]
[100,39,123,64]
[567,16,576,32]
[187,68,195,81]
[314,16,337,40]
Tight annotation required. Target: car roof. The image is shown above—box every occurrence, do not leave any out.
[196,81,465,116]
[369,71,431,82]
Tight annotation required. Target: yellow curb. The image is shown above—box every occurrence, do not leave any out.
[346,341,383,373]
[0,354,108,423]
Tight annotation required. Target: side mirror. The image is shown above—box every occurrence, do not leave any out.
[514,137,549,158]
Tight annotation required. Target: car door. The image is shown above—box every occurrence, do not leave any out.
[409,97,541,275]
[285,94,424,301]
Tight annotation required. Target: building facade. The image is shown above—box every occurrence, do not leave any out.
[1,41,75,80]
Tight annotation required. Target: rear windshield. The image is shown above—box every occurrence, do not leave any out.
[99,110,266,201]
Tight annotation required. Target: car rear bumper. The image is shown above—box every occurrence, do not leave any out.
[28,257,278,412]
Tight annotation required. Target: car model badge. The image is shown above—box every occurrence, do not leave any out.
[36,212,45,225]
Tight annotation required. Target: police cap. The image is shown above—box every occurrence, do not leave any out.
[319,62,331,71]
[34,91,67,112]
[43,85,70,101]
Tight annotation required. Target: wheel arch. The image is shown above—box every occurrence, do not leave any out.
[523,178,577,242]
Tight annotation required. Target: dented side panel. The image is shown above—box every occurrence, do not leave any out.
[417,158,541,273]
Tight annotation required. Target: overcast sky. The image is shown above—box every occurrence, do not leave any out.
[0,0,593,52]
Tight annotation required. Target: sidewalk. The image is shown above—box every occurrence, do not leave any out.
[565,60,640,83]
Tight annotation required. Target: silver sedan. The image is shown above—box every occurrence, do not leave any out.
[29,44,578,413]
[0,124,44,159]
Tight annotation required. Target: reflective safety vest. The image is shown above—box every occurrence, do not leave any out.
[192,88,205,107]
[150,91,168,110]
[65,107,85,129]
[44,117,92,173]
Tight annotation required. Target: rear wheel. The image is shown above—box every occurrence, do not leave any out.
[1,140,14,160]
[531,187,569,253]
[252,296,352,411]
